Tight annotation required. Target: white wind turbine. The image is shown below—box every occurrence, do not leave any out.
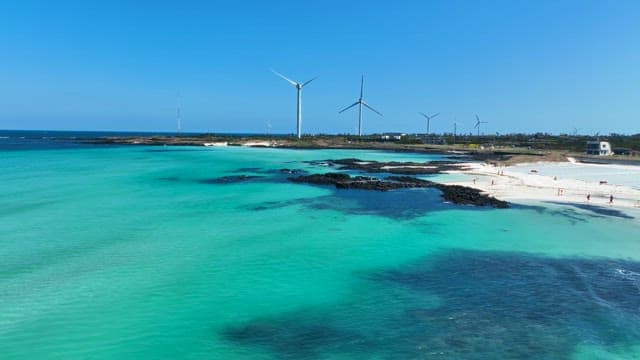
[271,69,317,139]
[419,112,439,134]
[265,120,272,135]
[453,117,464,145]
[338,75,382,136]
[474,114,487,136]
[176,93,182,134]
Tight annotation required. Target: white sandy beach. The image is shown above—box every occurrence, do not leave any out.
[446,161,640,214]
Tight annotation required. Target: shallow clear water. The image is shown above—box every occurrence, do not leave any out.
[1,145,639,359]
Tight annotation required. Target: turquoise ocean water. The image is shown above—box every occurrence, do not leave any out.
[1,140,640,359]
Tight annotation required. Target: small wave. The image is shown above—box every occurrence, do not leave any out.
[0,136,9,139]
[615,268,640,279]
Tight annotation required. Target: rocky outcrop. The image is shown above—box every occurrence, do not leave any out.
[431,184,509,208]
[306,158,466,175]
[289,173,509,208]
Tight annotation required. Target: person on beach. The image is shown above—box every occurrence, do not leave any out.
[587,194,591,201]
[609,195,614,204]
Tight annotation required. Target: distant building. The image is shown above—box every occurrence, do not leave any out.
[380,132,406,141]
[586,141,613,156]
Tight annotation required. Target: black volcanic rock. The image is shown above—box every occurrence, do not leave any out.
[289,173,509,208]
[306,158,465,175]
[432,184,510,208]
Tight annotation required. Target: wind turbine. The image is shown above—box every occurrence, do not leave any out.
[265,120,272,135]
[271,69,317,139]
[419,112,439,134]
[453,117,464,145]
[474,114,487,136]
[176,93,182,135]
[339,75,383,136]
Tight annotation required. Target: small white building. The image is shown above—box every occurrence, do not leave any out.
[586,141,613,156]
[380,132,406,141]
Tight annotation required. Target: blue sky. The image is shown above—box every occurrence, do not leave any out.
[1,1,638,135]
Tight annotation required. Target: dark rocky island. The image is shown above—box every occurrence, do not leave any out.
[289,172,509,208]
[307,158,465,175]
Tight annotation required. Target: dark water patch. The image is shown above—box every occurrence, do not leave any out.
[234,167,263,173]
[158,176,181,182]
[141,148,205,153]
[223,319,365,360]
[308,188,454,220]
[198,175,264,184]
[247,199,304,211]
[545,202,635,219]
[247,186,494,220]
[223,251,640,359]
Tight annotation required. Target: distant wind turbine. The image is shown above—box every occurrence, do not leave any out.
[474,114,487,136]
[419,112,439,134]
[266,120,272,135]
[453,117,464,144]
[271,69,317,139]
[339,75,382,136]
[176,93,182,134]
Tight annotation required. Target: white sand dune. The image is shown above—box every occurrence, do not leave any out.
[445,162,640,214]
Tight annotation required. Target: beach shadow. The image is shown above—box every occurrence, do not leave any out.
[545,201,634,220]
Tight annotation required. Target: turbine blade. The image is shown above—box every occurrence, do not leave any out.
[302,76,318,87]
[339,101,359,113]
[430,113,440,119]
[362,102,383,116]
[360,75,364,98]
[476,114,480,122]
[270,69,298,86]
[418,112,429,119]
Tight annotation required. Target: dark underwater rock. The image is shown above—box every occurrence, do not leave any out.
[278,168,307,175]
[199,175,263,184]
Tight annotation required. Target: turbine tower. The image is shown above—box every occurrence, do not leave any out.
[265,120,273,135]
[271,69,317,139]
[419,112,439,134]
[453,118,463,145]
[339,75,382,136]
[176,94,182,134]
[474,114,487,136]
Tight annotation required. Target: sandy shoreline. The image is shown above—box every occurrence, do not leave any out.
[445,161,640,216]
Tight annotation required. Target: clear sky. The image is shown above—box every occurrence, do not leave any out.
[1,1,638,135]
